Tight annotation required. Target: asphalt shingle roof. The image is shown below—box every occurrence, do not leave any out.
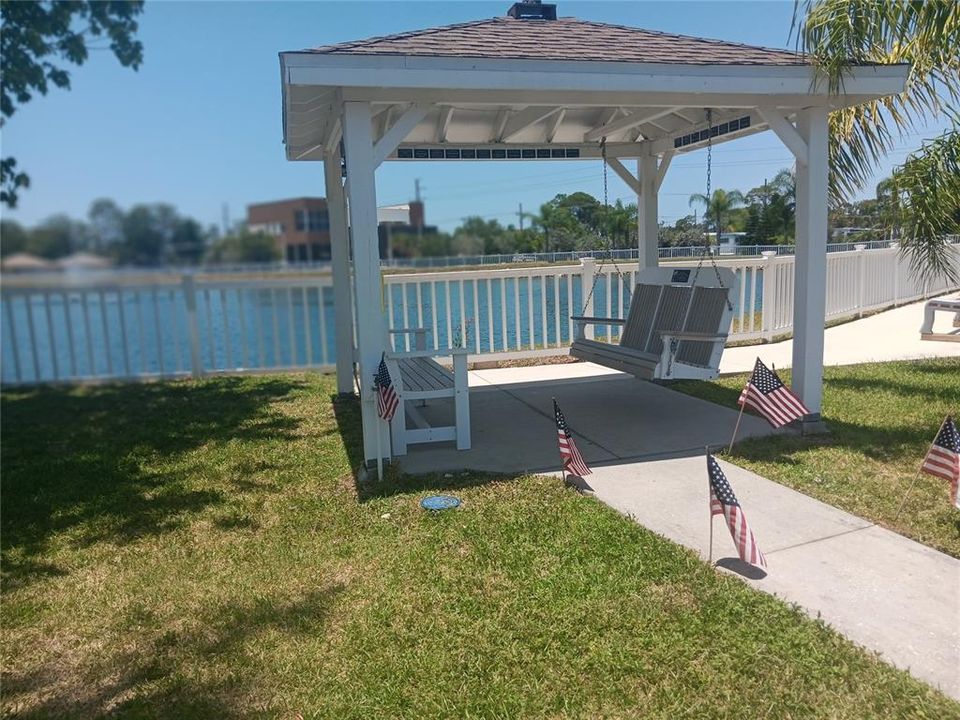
[303,16,808,66]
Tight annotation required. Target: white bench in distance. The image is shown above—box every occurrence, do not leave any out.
[385,328,470,455]
[919,297,960,342]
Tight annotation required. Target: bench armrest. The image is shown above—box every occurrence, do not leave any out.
[386,346,469,360]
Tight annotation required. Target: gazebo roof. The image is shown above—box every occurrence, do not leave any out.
[306,16,807,66]
[279,2,908,162]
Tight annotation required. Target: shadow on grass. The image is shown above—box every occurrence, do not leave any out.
[3,584,344,719]
[1,378,301,589]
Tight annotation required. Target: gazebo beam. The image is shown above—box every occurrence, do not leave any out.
[637,151,659,269]
[342,101,390,462]
[757,108,807,166]
[584,107,678,142]
[501,106,561,142]
[656,150,673,191]
[791,107,830,428]
[604,157,640,195]
[373,104,431,166]
[323,149,355,396]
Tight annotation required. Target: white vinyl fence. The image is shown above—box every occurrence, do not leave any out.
[2,245,957,385]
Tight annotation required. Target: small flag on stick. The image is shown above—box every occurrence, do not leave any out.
[553,399,592,477]
[708,452,766,568]
[921,416,960,509]
[738,358,810,428]
[374,353,399,422]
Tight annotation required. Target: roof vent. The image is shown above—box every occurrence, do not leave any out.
[507,1,557,20]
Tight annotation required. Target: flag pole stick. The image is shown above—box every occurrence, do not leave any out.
[728,402,746,454]
[707,446,714,565]
[376,417,384,481]
[554,398,567,482]
[893,414,949,522]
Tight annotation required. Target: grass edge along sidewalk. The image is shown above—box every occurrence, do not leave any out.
[673,357,960,558]
[2,373,959,718]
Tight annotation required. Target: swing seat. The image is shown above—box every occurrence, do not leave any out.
[570,266,737,381]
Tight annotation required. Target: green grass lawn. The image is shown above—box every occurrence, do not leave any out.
[673,358,960,558]
[2,374,958,719]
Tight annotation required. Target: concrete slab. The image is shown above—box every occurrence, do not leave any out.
[583,455,960,700]
[395,374,780,475]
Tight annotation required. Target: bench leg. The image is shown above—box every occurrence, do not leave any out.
[391,396,407,456]
[453,354,471,450]
[920,305,936,334]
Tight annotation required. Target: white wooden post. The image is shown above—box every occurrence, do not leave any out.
[182,274,203,378]
[791,108,829,427]
[855,243,867,317]
[342,101,390,466]
[760,251,777,341]
[453,350,470,450]
[637,153,659,270]
[580,257,596,340]
[324,149,355,396]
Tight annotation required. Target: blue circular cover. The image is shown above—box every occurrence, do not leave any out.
[421,494,461,511]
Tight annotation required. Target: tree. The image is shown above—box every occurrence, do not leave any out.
[688,189,745,240]
[117,204,169,266]
[889,132,960,281]
[26,213,89,258]
[206,231,280,264]
[88,198,125,249]
[797,0,960,277]
[1,1,145,207]
[168,218,207,265]
[0,219,29,256]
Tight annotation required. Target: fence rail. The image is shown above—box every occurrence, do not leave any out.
[2,245,958,385]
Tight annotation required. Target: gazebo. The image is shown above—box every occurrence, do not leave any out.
[278,1,908,466]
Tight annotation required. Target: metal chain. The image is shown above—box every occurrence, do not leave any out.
[580,137,632,316]
[691,109,733,312]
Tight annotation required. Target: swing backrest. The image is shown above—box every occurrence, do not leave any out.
[617,267,736,362]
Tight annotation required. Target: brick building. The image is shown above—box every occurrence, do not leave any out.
[247,197,431,263]
[247,198,331,262]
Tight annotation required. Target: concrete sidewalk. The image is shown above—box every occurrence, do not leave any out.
[721,295,959,373]
[571,456,960,701]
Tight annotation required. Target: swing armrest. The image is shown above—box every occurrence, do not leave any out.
[572,316,626,342]
[571,316,626,325]
[658,331,728,342]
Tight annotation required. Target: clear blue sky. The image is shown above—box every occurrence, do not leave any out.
[3,0,950,234]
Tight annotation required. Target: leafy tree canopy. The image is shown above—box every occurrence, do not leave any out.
[0,0,145,207]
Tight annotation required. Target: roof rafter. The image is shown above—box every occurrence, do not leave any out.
[546,108,566,143]
[501,106,562,142]
[584,107,681,142]
[437,106,455,142]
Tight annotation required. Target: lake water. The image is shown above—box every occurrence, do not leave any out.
[1,273,762,384]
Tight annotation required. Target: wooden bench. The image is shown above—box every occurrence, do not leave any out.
[385,329,470,455]
[570,266,737,381]
[920,297,960,342]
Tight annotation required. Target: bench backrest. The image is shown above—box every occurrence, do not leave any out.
[616,266,736,366]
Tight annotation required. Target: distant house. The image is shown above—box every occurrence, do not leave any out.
[57,252,113,270]
[705,231,747,254]
[1,253,55,273]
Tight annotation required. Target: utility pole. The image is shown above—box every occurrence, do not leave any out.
[518,202,524,231]
[414,179,423,241]
[221,202,231,236]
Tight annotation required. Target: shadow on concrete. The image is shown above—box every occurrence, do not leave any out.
[715,557,768,580]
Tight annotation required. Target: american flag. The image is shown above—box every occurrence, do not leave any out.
[553,399,592,477]
[738,358,811,428]
[708,453,767,568]
[373,353,399,422]
[921,416,960,509]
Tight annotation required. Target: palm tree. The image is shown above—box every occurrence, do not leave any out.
[688,189,745,244]
[796,0,960,279]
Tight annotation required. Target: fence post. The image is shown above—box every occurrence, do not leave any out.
[182,274,203,378]
[760,251,777,341]
[580,258,596,340]
[855,243,867,317]
[888,242,900,305]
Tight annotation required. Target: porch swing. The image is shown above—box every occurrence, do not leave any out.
[569,110,738,381]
